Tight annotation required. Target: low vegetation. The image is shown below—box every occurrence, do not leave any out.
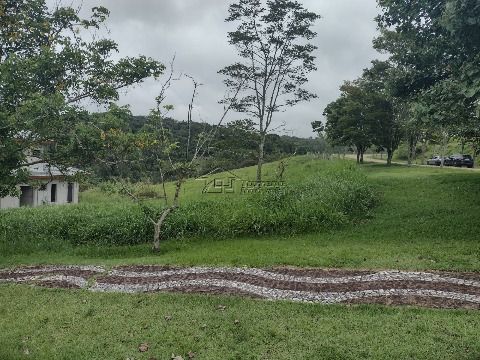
[0,286,479,360]
[1,157,479,360]
[1,156,479,271]
[0,159,376,249]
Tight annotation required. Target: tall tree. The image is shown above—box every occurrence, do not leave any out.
[0,0,164,197]
[374,0,480,142]
[219,0,320,182]
[324,83,374,164]
[359,61,403,165]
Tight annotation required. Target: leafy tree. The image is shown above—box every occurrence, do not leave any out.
[359,61,403,165]
[374,0,480,145]
[0,0,163,197]
[219,0,320,182]
[324,83,374,164]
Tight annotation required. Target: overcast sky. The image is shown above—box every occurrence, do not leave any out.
[58,0,383,138]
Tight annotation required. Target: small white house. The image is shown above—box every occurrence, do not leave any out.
[0,156,79,210]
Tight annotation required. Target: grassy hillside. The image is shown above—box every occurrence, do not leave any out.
[1,156,479,271]
[1,157,480,360]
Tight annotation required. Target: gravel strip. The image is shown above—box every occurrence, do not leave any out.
[0,265,105,275]
[96,274,480,295]
[108,268,480,287]
[0,275,89,288]
[89,278,480,305]
[2,265,479,309]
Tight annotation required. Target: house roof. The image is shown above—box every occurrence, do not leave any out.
[25,157,79,179]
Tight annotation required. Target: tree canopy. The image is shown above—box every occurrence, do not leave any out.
[219,0,320,181]
[323,0,480,164]
[0,0,164,197]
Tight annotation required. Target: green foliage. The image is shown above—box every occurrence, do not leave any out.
[0,162,377,247]
[324,84,377,162]
[88,115,325,182]
[1,162,479,271]
[0,203,150,247]
[374,0,480,147]
[220,0,321,181]
[0,0,164,196]
[324,62,403,165]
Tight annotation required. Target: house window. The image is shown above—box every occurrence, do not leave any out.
[67,183,74,203]
[51,184,57,203]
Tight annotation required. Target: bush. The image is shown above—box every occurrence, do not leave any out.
[0,162,377,248]
[0,203,151,247]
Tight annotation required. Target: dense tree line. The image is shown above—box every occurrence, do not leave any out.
[89,114,326,182]
[320,0,480,165]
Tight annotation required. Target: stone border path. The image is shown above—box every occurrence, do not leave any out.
[1,265,479,309]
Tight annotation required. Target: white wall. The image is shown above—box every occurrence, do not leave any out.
[0,195,20,209]
[41,182,79,205]
[0,181,79,209]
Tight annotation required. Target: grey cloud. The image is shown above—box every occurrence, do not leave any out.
[51,0,383,137]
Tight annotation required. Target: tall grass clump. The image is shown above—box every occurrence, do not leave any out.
[162,161,378,238]
[0,161,377,251]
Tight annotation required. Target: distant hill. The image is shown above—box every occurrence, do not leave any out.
[130,115,326,166]
[90,115,326,182]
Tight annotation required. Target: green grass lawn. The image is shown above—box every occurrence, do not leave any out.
[1,157,479,271]
[1,157,480,359]
[0,285,479,360]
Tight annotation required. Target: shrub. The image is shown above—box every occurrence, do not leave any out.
[0,203,152,247]
[0,162,378,248]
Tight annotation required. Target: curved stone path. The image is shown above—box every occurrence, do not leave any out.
[1,265,479,309]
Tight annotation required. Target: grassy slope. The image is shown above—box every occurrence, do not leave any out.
[1,157,479,271]
[1,158,480,360]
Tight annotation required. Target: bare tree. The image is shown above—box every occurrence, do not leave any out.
[123,63,244,252]
[219,0,320,182]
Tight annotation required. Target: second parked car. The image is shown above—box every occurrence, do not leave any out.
[444,154,474,168]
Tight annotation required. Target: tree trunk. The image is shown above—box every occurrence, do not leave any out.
[153,222,161,252]
[356,150,360,164]
[440,143,446,168]
[256,135,266,183]
[387,148,393,166]
[421,140,428,165]
[472,144,478,169]
[152,178,184,253]
[360,150,364,164]
[408,136,417,167]
[276,160,286,180]
[440,130,449,168]
[152,207,174,253]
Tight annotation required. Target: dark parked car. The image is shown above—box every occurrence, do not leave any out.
[427,155,442,166]
[445,154,474,168]
[426,156,445,166]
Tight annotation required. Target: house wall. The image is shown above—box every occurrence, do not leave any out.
[0,195,20,209]
[0,181,79,209]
